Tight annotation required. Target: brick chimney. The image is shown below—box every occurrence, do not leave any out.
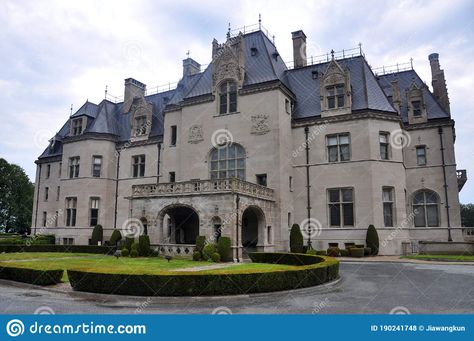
[123,78,146,113]
[428,53,450,114]
[292,30,307,68]
[183,58,201,77]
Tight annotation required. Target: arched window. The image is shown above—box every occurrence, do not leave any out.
[210,144,245,180]
[219,81,237,114]
[413,190,440,227]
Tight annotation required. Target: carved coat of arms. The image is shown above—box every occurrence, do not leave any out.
[251,115,270,135]
[188,124,204,143]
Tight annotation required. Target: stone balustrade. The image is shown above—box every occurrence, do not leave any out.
[154,243,196,256]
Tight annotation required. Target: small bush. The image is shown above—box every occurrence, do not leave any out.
[340,249,349,257]
[33,234,56,245]
[327,247,340,257]
[366,225,379,255]
[344,242,356,250]
[121,248,129,257]
[91,225,103,245]
[217,236,232,262]
[192,251,202,261]
[131,242,138,252]
[138,235,151,257]
[328,242,339,248]
[364,247,372,256]
[130,249,138,258]
[109,230,122,246]
[306,249,317,255]
[211,252,221,263]
[124,237,134,251]
[290,224,304,253]
[149,249,159,257]
[195,236,206,253]
[203,243,217,260]
[316,250,327,256]
[350,247,364,258]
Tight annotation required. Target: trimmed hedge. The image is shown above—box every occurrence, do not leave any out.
[350,247,364,258]
[138,235,151,257]
[109,230,122,246]
[217,237,232,262]
[91,225,103,245]
[68,252,339,296]
[366,225,379,255]
[0,244,115,254]
[290,224,304,253]
[195,236,206,253]
[0,265,63,286]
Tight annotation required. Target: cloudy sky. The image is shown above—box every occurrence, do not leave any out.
[0,0,473,202]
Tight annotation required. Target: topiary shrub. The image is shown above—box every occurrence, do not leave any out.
[290,224,304,253]
[130,249,138,258]
[316,250,327,256]
[364,247,372,256]
[306,249,317,255]
[124,237,134,251]
[350,247,364,258]
[131,242,138,253]
[340,249,349,257]
[366,225,379,255]
[217,236,232,262]
[109,230,122,246]
[328,242,339,248]
[211,252,221,263]
[355,244,365,248]
[121,248,129,257]
[138,235,151,257]
[202,243,217,261]
[91,225,103,245]
[196,236,206,254]
[193,251,202,261]
[327,247,340,257]
[344,242,356,250]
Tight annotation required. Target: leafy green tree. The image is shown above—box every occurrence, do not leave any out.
[0,158,34,234]
[461,204,474,227]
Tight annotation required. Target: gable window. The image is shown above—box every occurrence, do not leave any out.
[379,132,390,160]
[382,187,394,227]
[89,198,99,227]
[132,155,146,178]
[326,84,345,109]
[44,187,49,201]
[327,133,350,162]
[210,144,245,180]
[46,164,51,178]
[66,197,77,227]
[328,188,354,227]
[68,157,80,178]
[72,118,83,136]
[170,125,177,146]
[256,174,267,187]
[413,190,439,227]
[416,146,426,166]
[135,116,148,136]
[219,81,237,114]
[412,101,422,116]
[92,156,102,177]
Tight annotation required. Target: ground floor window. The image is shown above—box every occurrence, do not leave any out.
[328,188,354,227]
[383,187,394,227]
[63,238,74,245]
[413,190,439,227]
[66,197,77,227]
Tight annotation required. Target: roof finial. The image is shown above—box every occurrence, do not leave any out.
[227,23,231,39]
[105,85,108,99]
[186,50,190,58]
[358,42,362,56]
[410,57,413,69]
[331,49,335,60]
[272,35,275,44]
[70,104,73,116]
[258,13,261,30]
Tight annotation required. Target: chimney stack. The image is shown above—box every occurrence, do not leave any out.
[123,78,146,113]
[183,58,201,77]
[428,53,450,114]
[292,30,307,68]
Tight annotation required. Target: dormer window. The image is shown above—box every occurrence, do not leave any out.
[219,81,237,115]
[72,118,83,136]
[412,101,422,116]
[327,84,345,109]
[135,116,148,136]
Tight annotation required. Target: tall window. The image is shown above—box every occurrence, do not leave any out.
[68,157,80,178]
[210,144,245,180]
[132,155,146,178]
[56,186,60,201]
[66,197,77,227]
[412,101,422,116]
[135,116,148,136]
[416,146,426,165]
[54,211,58,227]
[72,118,83,135]
[90,198,99,227]
[382,187,394,227]
[379,132,390,160]
[413,190,439,227]
[326,84,345,109]
[59,162,62,178]
[170,125,177,146]
[42,212,47,227]
[328,188,354,227]
[44,187,49,201]
[92,156,102,177]
[327,134,350,162]
[219,81,237,114]
[46,164,51,178]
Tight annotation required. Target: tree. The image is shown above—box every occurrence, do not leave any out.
[366,225,379,256]
[290,224,304,253]
[91,225,103,245]
[0,158,34,234]
[461,204,474,227]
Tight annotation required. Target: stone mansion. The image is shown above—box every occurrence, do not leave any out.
[32,26,469,258]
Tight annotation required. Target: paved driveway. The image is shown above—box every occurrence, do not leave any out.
[0,262,473,314]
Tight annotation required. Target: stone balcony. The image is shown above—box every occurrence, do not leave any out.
[132,178,275,201]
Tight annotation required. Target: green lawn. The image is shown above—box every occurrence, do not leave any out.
[0,252,294,282]
[402,254,474,262]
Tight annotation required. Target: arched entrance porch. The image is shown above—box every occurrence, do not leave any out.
[241,205,265,255]
[158,204,199,244]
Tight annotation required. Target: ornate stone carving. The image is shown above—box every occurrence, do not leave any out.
[188,124,204,144]
[251,115,270,135]
[212,33,245,89]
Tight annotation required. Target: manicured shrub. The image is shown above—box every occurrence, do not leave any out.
[366,225,379,255]
[355,244,365,248]
[364,247,372,256]
[340,249,349,257]
[109,230,122,246]
[344,242,356,250]
[202,243,217,260]
[306,249,317,255]
[91,225,103,245]
[138,235,151,257]
[196,236,206,253]
[316,250,327,256]
[192,251,202,261]
[0,244,115,254]
[32,234,56,245]
[124,237,134,251]
[290,224,304,253]
[211,252,221,263]
[217,236,232,262]
[327,247,340,257]
[149,249,159,257]
[350,247,364,258]
[0,265,63,286]
[130,249,138,258]
[328,242,339,248]
[131,242,138,253]
[121,248,129,257]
